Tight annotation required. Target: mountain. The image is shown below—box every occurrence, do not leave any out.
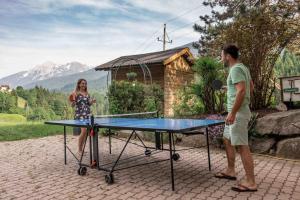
[0,61,91,88]
[24,68,108,92]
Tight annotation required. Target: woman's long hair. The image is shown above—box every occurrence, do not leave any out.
[75,78,88,93]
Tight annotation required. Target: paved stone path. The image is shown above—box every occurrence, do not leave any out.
[0,135,299,200]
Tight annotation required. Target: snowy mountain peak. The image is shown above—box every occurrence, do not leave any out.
[0,61,92,88]
[34,61,57,69]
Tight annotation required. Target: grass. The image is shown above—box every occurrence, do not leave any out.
[0,113,26,123]
[0,121,73,141]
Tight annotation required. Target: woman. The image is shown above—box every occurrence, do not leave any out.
[69,79,96,155]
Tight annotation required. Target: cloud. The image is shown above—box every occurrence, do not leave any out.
[126,0,208,23]
[0,0,118,15]
[0,0,207,78]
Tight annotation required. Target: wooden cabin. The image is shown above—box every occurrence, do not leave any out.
[95,47,195,116]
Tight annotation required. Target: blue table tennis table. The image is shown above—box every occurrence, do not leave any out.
[45,115,224,191]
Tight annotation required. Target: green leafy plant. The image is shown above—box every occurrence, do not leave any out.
[126,72,137,81]
[107,81,163,115]
[192,57,226,114]
[173,86,204,117]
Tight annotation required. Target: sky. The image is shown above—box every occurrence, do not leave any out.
[0,0,211,78]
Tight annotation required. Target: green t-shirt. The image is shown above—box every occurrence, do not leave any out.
[227,63,251,113]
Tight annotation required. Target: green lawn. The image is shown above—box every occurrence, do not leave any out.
[0,113,74,141]
[0,121,73,141]
[0,113,26,123]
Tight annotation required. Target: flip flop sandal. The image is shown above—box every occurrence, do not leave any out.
[214,172,237,180]
[231,184,258,192]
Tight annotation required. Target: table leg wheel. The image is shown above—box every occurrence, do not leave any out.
[145,149,151,156]
[105,174,114,184]
[172,153,180,161]
[77,167,87,176]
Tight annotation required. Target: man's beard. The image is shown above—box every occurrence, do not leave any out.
[223,61,229,68]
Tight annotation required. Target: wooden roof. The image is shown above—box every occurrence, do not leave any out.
[95,47,194,71]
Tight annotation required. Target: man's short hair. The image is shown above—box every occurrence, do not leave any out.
[223,44,239,59]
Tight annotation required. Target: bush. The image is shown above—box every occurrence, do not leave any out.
[8,107,26,116]
[192,57,226,114]
[173,86,204,117]
[126,72,137,81]
[108,81,163,115]
[27,107,58,121]
[144,84,164,113]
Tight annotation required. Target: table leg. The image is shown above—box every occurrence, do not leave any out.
[206,127,211,171]
[64,126,67,165]
[168,132,175,191]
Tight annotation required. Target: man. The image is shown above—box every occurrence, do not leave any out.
[215,44,257,192]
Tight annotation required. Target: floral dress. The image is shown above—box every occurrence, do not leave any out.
[74,93,91,120]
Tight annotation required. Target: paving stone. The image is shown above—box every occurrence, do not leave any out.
[0,135,299,200]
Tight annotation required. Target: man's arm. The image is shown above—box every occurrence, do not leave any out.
[231,81,246,115]
[225,81,246,125]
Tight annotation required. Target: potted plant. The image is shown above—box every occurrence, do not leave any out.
[126,72,137,81]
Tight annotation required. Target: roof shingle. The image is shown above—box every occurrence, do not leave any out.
[95,47,192,70]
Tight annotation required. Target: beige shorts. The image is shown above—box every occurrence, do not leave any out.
[223,112,251,146]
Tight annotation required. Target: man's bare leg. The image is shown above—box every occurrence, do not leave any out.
[223,138,236,176]
[238,145,256,188]
[216,138,236,178]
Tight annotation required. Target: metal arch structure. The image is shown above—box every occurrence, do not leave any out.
[106,57,153,89]
[104,57,153,115]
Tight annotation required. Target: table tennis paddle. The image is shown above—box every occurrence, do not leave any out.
[69,93,76,102]
[212,80,223,90]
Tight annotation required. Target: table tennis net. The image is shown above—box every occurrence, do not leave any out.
[94,111,159,119]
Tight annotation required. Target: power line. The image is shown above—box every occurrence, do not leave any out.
[135,3,205,53]
[168,19,200,34]
[134,26,163,53]
[140,37,160,52]
[172,31,198,41]
[165,4,205,24]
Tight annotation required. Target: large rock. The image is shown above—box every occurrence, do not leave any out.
[249,137,276,154]
[276,137,300,159]
[275,102,288,111]
[255,109,300,136]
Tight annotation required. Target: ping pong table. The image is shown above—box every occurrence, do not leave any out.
[45,114,224,191]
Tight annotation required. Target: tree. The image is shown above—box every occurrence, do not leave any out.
[275,49,300,77]
[194,0,300,109]
[0,92,17,112]
[192,57,226,113]
[52,100,65,116]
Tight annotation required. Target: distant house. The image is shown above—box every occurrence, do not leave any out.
[0,85,11,93]
[95,47,195,116]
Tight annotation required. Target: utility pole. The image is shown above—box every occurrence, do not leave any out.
[157,23,172,51]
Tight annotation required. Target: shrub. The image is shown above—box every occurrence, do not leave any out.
[27,107,58,121]
[192,57,226,114]
[173,86,204,117]
[108,81,163,115]
[126,72,137,81]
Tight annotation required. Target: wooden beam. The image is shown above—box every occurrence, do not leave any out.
[163,48,195,66]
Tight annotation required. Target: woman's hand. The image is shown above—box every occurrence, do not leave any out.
[89,98,96,105]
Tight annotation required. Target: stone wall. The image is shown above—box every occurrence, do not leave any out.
[164,56,194,116]
[253,109,300,159]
